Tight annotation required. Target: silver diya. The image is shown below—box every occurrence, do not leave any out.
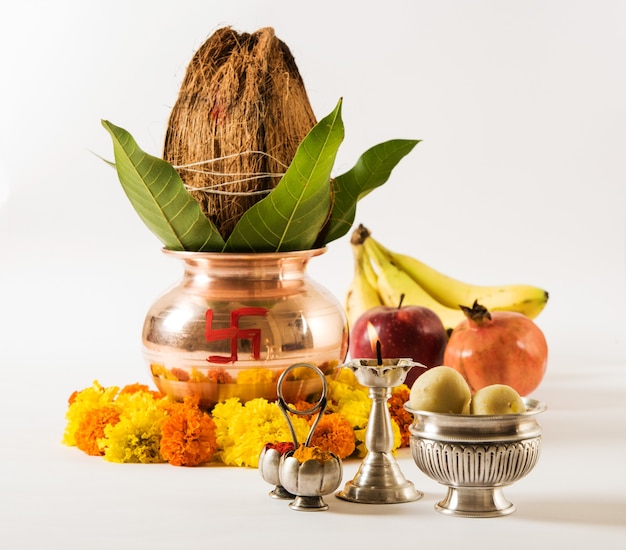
[336,358,426,504]
[405,398,547,517]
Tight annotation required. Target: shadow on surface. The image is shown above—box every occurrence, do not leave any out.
[328,491,441,516]
[515,499,626,528]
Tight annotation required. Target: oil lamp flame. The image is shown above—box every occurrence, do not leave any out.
[367,322,378,352]
[366,322,383,365]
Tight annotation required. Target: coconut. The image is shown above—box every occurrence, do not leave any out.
[163,26,317,239]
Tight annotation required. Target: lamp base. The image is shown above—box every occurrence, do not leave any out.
[336,451,423,504]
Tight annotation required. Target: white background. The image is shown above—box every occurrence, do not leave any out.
[1,1,625,548]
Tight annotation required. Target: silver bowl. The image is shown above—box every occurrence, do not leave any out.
[405,398,546,518]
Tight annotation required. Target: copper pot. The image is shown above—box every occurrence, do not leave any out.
[142,248,348,408]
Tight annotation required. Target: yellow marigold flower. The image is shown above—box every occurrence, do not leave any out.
[150,364,178,380]
[236,368,275,385]
[324,377,372,458]
[282,366,318,381]
[309,413,356,459]
[212,398,309,468]
[326,378,403,458]
[160,398,218,466]
[63,381,120,446]
[333,367,363,388]
[74,406,121,456]
[100,391,167,463]
[332,391,370,429]
[188,368,207,382]
[326,377,368,413]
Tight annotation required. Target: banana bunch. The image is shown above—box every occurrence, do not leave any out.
[345,224,549,332]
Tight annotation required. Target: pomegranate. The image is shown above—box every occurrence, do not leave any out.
[443,301,548,396]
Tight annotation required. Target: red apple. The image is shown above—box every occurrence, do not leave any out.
[348,304,448,387]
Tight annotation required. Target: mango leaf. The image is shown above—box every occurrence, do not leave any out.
[102,120,225,252]
[223,99,344,252]
[317,139,420,246]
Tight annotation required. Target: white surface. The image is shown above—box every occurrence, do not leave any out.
[1,361,626,549]
[1,1,625,548]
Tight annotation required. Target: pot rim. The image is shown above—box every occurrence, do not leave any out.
[404,398,547,420]
[162,247,327,261]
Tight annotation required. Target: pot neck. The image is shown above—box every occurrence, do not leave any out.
[163,248,326,280]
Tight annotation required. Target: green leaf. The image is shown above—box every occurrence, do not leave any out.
[317,139,420,246]
[223,99,345,252]
[102,120,225,252]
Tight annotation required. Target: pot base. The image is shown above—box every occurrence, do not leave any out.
[289,495,329,512]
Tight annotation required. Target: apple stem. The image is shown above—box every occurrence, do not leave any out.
[398,294,405,309]
[376,340,383,365]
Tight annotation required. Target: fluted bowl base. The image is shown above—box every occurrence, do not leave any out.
[435,486,515,518]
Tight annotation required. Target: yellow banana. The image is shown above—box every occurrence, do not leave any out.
[363,237,466,332]
[344,241,384,328]
[369,237,549,319]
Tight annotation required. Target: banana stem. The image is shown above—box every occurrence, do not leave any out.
[350,224,371,246]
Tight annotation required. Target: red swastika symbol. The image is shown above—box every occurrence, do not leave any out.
[205,307,269,363]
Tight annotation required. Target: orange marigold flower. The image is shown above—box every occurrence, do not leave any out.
[388,386,412,448]
[160,398,218,466]
[68,390,79,405]
[170,368,190,382]
[119,383,149,394]
[119,383,162,399]
[75,406,121,456]
[293,399,314,411]
[289,400,317,422]
[206,368,233,384]
[309,413,356,459]
[293,444,334,463]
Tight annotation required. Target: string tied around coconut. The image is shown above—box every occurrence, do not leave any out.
[172,150,288,196]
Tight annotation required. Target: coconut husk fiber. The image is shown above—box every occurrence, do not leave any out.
[163,26,317,239]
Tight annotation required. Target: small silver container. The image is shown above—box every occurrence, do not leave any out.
[405,398,546,517]
[258,444,295,499]
[279,450,343,511]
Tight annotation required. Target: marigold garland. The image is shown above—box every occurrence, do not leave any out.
[62,375,412,468]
